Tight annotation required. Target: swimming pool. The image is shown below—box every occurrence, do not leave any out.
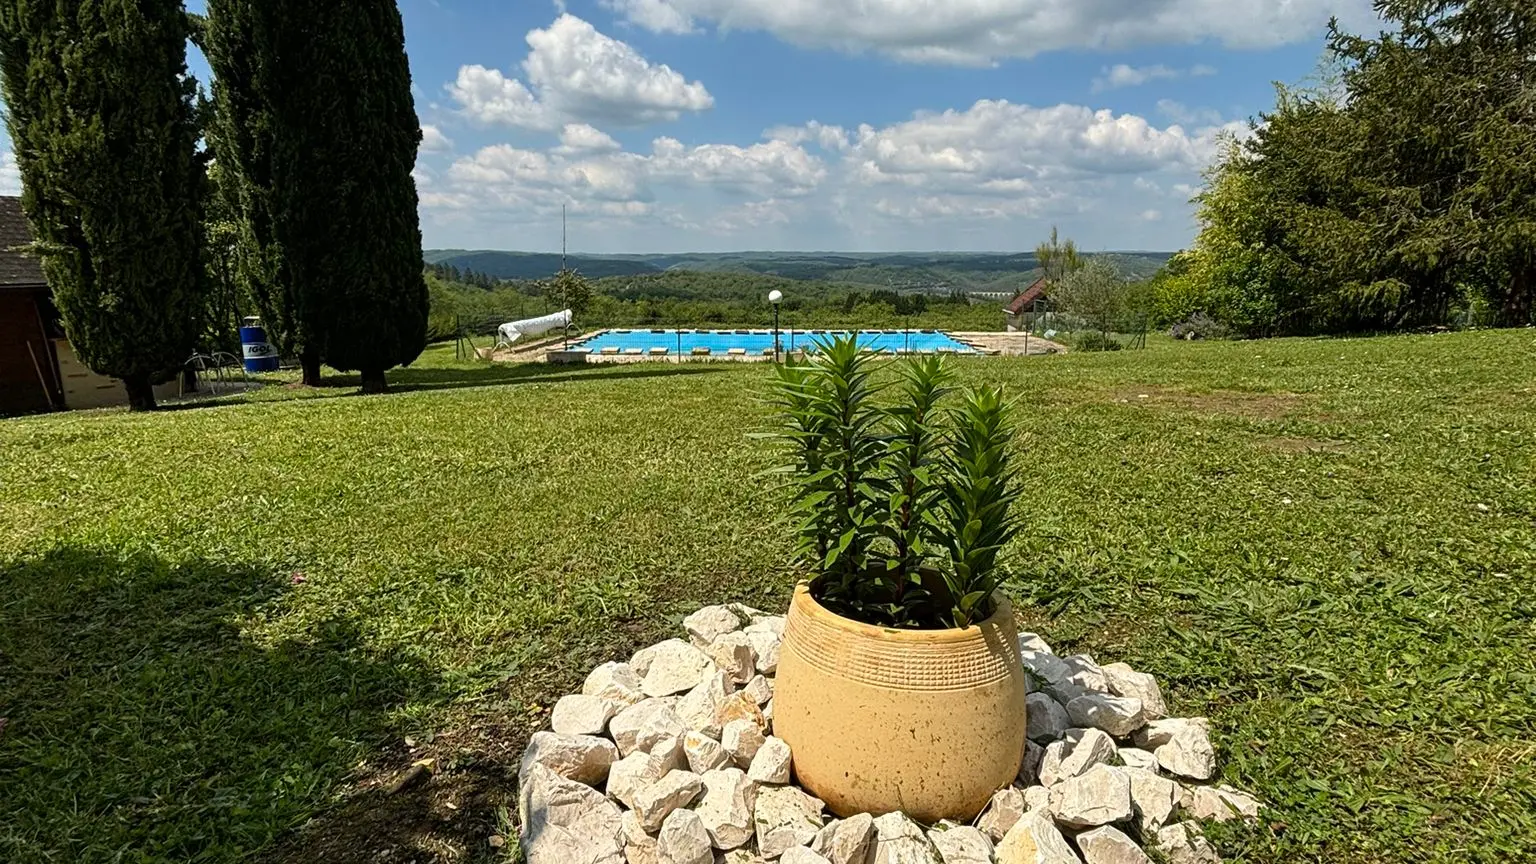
[574,329,977,355]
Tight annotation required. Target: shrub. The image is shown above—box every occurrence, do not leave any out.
[1074,331,1124,352]
[763,335,1021,630]
[1169,312,1232,341]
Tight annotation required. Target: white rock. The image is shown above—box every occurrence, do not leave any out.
[644,640,717,698]
[744,627,782,675]
[977,786,1026,840]
[1154,821,1221,864]
[553,694,621,737]
[1021,649,1105,705]
[633,770,706,832]
[716,690,768,732]
[1018,632,1054,654]
[1061,655,1110,695]
[657,808,713,864]
[1066,694,1146,738]
[744,615,785,638]
[722,718,767,768]
[719,851,770,864]
[613,699,687,757]
[685,605,747,647]
[754,785,824,858]
[1027,693,1071,742]
[781,848,833,864]
[809,813,875,864]
[707,631,758,684]
[1181,784,1261,822]
[609,751,671,810]
[1076,825,1151,864]
[747,735,793,784]
[519,763,626,864]
[652,736,688,772]
[1125,768,1178,834]
[1116,748,1159,773]
[928,823,994,864]
[696,767,759,850]
[632,643,663,676]
[520,731,620,787]
[622,810,659,864]
[1018,739,1045,786]
[743,674,774,706]
[1023,785,1051,813]
[1134,719,1216,781]
[994,811,1079,864]
[586,661,647,707]
[1101,663,1167,718]
[1039,728,1117,787]
[1048,764,1133,828]
[678,670,732,738]
[870,812,941,864]
[684,731,730,774]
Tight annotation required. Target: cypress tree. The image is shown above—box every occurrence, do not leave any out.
[206,0,427,392]
[0,0,206,411]
[201,1,316,382]
[288,0,426,393]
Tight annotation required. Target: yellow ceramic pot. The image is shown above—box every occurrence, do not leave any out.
[773,583,1028,823]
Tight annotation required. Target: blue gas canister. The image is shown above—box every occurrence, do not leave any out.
[239,317,280,372]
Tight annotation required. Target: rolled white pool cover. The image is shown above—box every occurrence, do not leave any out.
[496,309,572,347]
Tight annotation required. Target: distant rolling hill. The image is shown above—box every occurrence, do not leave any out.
[424,249,1174,288]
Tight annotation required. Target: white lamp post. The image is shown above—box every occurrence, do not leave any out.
[769,290,784,362]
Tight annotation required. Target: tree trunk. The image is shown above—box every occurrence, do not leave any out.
[360,368,388,394]
[1498,268,1533,327]
[123,374,157,411]
[300,347,322,387]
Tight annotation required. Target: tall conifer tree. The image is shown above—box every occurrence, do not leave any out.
[0,0,207,410]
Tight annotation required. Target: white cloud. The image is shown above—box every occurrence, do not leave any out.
[0,150,20,195]
[606,0,1375,65]
[1092,64,1179,92]
[1092,63,1221,92]
[1156,99,1227,128]
[449,14,713,130]
[420,124,454,153]
[844,100,1221,190]
[764,121,851,152]
[557,123,622,153]
[601,0,696,34]
[420,97,1228,248]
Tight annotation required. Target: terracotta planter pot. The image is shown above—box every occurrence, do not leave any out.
[773,583,1028,823]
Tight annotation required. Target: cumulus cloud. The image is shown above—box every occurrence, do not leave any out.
[604,0,1375,65]
[449,14,713,130]
[420,124,454,153]
[0,150,20,195]
[420,96,1230,246]
[601,0,696,34]
[1093,64,1176,92]
[557,123,622,153]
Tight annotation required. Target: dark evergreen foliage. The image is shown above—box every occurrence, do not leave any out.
[0,0,207,410]
[205,0,427,391]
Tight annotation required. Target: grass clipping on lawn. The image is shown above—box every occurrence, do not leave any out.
[0,331,1533,863]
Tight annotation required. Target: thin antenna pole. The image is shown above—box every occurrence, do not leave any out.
[561,205,567,271]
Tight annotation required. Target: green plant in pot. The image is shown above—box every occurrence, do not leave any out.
[765,334,1031,823]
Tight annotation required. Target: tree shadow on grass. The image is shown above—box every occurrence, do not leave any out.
[0,547,449,863]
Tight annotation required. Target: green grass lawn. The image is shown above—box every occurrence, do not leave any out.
[2,332,1533,863]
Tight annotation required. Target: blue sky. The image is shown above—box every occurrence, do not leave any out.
[9,0,1383,254]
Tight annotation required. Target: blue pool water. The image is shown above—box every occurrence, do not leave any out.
[575,329,976,355]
